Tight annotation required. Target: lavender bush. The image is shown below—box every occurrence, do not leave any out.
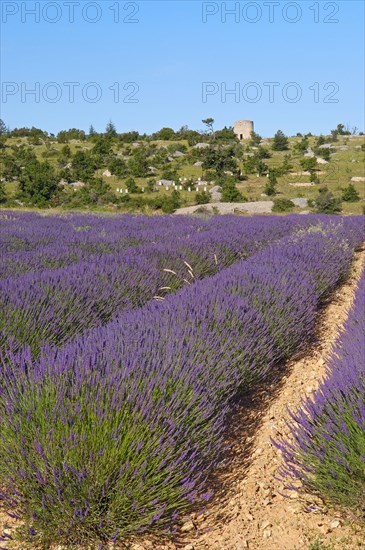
[2,211,361,281]
[0,219,363,545]
[276,262,365,519]
[0,214,320,355]
[0,212,208,279]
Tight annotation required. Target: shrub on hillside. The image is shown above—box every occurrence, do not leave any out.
[341,183,360,202]
[271,130,289,151]
[264,172,277,196]
[314,187,342,214]
[221,180,243,202]
[195,190,210,205]
[300,157,317,172]
[272,198,294,212]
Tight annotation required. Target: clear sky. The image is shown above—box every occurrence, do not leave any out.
[1,0,364,136]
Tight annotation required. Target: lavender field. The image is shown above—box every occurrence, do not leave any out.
[0,211,364,547]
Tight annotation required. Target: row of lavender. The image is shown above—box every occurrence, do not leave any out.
[1,211,316,280]
[1,212,361,281]
[0,212,210,279]
[276,261,365,518]
[1,214,331,355]
[0,218,363,546]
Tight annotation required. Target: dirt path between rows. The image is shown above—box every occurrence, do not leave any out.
[169,247,365,550]
[1,250,364,550]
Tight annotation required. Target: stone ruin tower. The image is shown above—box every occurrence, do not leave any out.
[233,120,254,141]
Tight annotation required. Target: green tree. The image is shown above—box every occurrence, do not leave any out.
[170,189,181,208]
[160,164,179,181]
[0,119,8,135]
[310,170,320,184]
[119,131,140,143]
[293,136,309,154]
[57,131,67,144]
[272,130,289,151]
[244,155,268,176]
[71,150,97,182]
[18,160,59,206]
[13,146,37,164]
[57,128,85,143]
[315,187,342,213]
[313,147,331,161]
[0,181,7,203]
[176,128,201,146]
[92,137,112,157]
[255,160,269,176]
[256,146,271,159]
[128,150,149,177]
[300,157,317,171]
[0,119,8,147]
[214,127,237,142]
[249,131,262,146]
[105,120,117,137]
[221,178,243,202]
[60,145,72,159]
[158,190,181,213]
[109,157,128,178]
[264,171,277,196]
[342,183,360,202]
[202,147,237,177]
[315,134,326,146]
[272,198,294,212]
[330,129,339,142]
[202,118,214,134]
[154,127,175,140]
[77,177,114,205]
[279,154,293,174]
[58,167,73,183]
[10,126,47,139]
[335,123,351,136]
[91,177,112,196]
[0,155,21,180]
[196,190,210,204]
[125,177,139,193]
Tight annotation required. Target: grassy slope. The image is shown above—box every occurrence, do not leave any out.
[2,134,364,214]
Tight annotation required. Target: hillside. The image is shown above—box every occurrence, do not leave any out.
[0,125,364,215]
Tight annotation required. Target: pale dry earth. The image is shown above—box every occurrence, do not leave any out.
[174,202,275,215]
[174,199,313,215]
[1,249,364,550]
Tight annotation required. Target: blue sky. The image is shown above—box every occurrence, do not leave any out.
[1,0,364,136]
